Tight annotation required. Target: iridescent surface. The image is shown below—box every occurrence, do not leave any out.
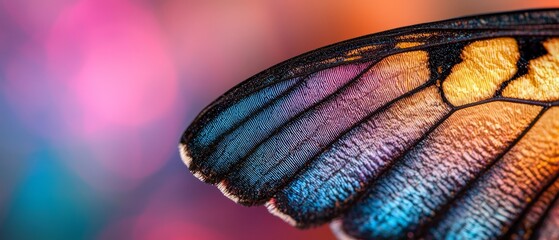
[221,51,429,204]
[428,107,559,239]
[198,63,369,182]
[194,78,299,148]
[180,9,559,240]
[273,86,451,227]
[341,102,541,239]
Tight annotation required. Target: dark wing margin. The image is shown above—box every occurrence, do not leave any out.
[180,9,559,240]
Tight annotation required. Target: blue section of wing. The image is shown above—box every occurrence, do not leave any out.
[193,63,369,183]
[193,78,299,147]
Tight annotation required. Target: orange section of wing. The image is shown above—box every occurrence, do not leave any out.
[396,42,424,49]
[503,38,559,102]
[443,38,519,106]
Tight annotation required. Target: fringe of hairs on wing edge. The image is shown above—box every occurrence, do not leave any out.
[180,143,361,240]
[216,180,242,203]
[178,143,209,182]
[330,220,358,240]
[180,143,360,239]
[265,198,298,226]
[266,198,360,240]
[265,198,361,240]
[178,143,193,168]
[178,142,243,203]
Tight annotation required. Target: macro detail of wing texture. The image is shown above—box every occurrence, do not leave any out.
[442,38,519,106]
[428,107,559,239]
[180,9,559,239]
[272,86,451,227]
[503,38,559,102]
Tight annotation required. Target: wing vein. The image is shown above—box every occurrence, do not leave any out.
[503,135,559,239]
[529,179,559,240]
[218,61,377,184]
[188,76,309,174]
[288,82,436,207]
[417,106,549,238]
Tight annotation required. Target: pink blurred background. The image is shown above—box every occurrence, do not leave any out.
[1,1,558,239]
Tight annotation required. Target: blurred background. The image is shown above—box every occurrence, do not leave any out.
[1,1,558,239]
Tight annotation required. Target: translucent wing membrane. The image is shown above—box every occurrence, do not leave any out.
[180,9,559,239]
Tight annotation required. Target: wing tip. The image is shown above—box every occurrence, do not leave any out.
[330,220,358,240]
[265,198,298,227]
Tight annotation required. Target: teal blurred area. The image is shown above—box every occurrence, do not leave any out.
[0,1,557,239]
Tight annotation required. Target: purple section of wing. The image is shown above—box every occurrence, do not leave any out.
[222,51,431,204]
[340,102,541,239]
[508,179,559,239]
[428,107,559,239]
[536,198,559,239]
[271,86,451,227]
[197,62,371,181]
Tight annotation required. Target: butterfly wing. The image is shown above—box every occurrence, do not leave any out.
[180,9,559,239]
